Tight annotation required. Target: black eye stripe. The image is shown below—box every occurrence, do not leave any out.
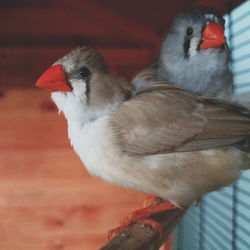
[85,79,91,104]
[66,81,73,90]
[183,37,190,58]
[64,72,73,90]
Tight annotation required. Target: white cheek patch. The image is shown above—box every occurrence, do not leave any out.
[71,80,87,101]
[51,92,69,113]
[189,37,200,57]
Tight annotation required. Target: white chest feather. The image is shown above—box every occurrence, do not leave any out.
[67,117,128,182]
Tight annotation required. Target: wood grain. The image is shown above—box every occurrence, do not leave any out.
[0,48,153,88]
[0,89,154,250]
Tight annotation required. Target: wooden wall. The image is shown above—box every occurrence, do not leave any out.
[0,47,154,88]
[0,88,150,249]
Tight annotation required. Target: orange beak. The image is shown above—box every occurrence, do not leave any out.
[36,64,72,92]
[200,23,226,50]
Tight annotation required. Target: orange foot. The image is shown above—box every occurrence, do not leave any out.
[108,200,178,240]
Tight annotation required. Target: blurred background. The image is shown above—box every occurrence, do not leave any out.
[0,0,249,249]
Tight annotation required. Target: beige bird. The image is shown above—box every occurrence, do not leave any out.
[36,47,250,234]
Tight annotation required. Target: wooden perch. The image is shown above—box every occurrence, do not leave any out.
[100,200,189,250]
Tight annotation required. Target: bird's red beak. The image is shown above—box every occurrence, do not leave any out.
[36,64,72,92]
[200,23,226,50]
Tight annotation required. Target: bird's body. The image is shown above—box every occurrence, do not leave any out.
[135,6,233,98]
[157,46,232,98]
[36,47,250,208]
[64,113,245,207]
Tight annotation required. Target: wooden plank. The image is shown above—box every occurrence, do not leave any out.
[0,47,153,88]
[59,0,161,47]
[0,1,160,48]
[0,89,68,148]
[190,0,245,14]
[0,148,145,249]
[0,89,146,249]
[0,8,115,37]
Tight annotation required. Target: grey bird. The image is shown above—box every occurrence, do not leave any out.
[134,6,233,98]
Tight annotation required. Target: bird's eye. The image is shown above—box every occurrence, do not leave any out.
[76,66,91,79]
[186,27,193,36]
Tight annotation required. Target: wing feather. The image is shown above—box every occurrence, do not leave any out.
[110,83,250,156]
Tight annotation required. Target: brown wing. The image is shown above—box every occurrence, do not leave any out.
[110,83,250,156]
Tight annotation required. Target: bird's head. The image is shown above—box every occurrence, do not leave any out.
[158,6,230,95]
[166,6,227,58]
[36,47,131,122]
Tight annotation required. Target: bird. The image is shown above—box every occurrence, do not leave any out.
[134,6,233,98]
[36,47,250,235]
